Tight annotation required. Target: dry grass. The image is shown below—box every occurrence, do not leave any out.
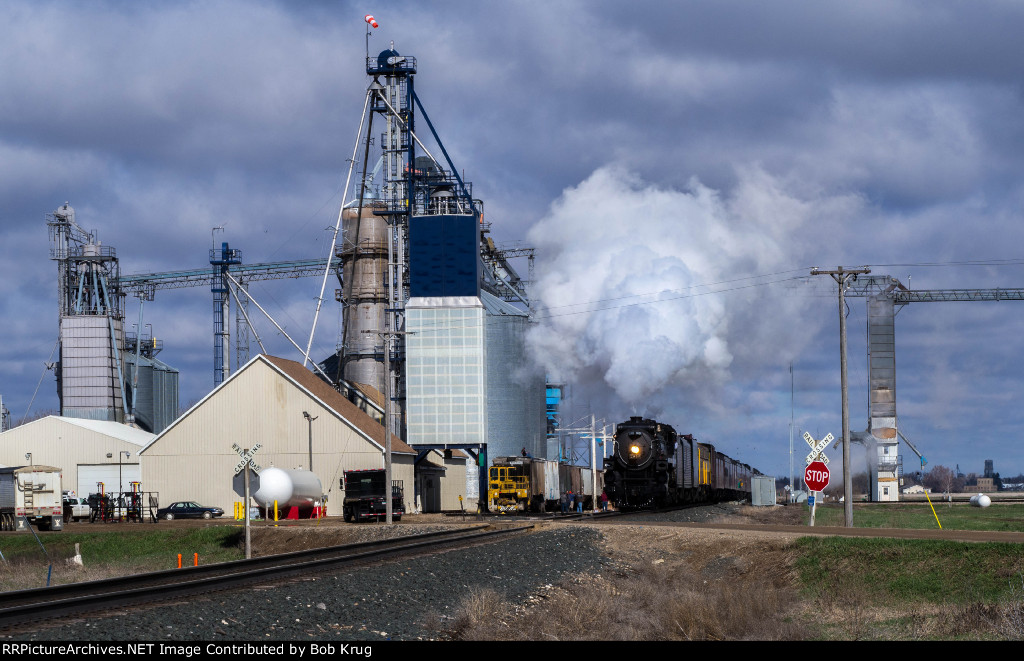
[0,555,126,592]
[992,574,1024,640]
[446,526,808,641]
[445,522,1024,641]
[806,597,1024,641]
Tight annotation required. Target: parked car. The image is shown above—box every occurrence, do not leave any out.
[156,501,224,520]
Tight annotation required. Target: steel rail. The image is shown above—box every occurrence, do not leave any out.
[0,524,531,629]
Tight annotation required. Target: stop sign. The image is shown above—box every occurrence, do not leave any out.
[805,461,830,492]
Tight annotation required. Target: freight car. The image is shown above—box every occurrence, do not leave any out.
[487,457,559,512]
[487,457,601,512]
[603,416,757,510]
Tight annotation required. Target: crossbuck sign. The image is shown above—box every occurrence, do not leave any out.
[803,431,832,466]
[232,442,262,475]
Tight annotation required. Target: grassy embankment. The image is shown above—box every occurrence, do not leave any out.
[0,525,243,591]
[813,502,1024,532]
[448,504,1024,640]
[789,503,1024,638]
[795,535,1024,639]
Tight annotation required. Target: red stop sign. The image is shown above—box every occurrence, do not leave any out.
[805,461,830,492]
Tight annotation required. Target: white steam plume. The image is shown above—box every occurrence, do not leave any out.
[526,165,861,408]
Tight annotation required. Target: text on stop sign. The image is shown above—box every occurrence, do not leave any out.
[804,460,830,490]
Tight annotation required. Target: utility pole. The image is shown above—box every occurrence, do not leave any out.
[789,362,794,502]
[590,414,597,511]
[811,265,870,527]
[364,330,414,524]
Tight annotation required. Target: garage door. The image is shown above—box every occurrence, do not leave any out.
[78,463,141,497]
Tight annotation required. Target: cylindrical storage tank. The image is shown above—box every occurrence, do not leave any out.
[970,493,991,507]
[340,204,389,391]
[253,468,323,509]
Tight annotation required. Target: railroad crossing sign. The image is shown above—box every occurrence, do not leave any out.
[805,460,830,492]
[232,442,261,560]
[803,431,832,466]
[232,442,262,475]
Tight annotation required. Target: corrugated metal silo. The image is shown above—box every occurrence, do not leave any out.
[124,354,179,434]
[482,291,547,460]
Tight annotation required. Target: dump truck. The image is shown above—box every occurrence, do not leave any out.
[341,469,404,522]
[0,466,64,531]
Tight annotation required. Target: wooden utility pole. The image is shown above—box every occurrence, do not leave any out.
[810,265,870,528]
[364,330,414,525]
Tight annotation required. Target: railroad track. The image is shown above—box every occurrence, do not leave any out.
[0,524,532,630]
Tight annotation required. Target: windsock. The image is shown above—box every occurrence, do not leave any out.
[365,14,378,28]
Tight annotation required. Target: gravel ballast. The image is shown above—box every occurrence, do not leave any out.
[13,526,608,642]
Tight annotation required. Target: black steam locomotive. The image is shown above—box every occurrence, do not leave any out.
[603,416,757,509]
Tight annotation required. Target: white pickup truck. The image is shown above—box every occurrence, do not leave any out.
[62,491,91,522]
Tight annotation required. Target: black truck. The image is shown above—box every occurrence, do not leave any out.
[341,469,405,522]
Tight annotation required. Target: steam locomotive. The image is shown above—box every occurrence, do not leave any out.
[603,416,757,509]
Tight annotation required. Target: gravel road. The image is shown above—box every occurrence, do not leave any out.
[9,526,608,642]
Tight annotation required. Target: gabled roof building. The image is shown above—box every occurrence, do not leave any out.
[140,354,420,517]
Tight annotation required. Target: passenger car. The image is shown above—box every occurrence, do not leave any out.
[156,501,224,520]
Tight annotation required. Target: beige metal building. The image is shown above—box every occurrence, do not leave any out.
[414,449,469,512]
[0,416,152,498]
[139,355,421,517]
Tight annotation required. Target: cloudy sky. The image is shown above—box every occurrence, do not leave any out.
[3,0,1024,482]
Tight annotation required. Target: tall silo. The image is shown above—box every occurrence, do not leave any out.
[124,351,179,434]
[483,291,547,460]
[337,202,389,391]
[48,203,127,422]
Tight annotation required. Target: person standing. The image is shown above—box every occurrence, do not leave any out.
[568,491,575,513]
[600,491,609,512]
[559,491,568,514]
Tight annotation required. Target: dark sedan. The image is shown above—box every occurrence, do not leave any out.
[157,501,225,520]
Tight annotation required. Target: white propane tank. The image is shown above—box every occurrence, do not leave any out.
[253,467,323,510]
[970,493,991,508]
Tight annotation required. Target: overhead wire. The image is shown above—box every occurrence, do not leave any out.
[21,338,59,426]
[397,270,813,338]
[384,253,1024,338]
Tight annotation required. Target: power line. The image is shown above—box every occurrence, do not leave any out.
[398,271,811,338]
[536,273,808,321]
[869,258,1024,269]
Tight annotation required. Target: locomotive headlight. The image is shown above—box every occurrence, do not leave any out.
[630,445,641,455]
